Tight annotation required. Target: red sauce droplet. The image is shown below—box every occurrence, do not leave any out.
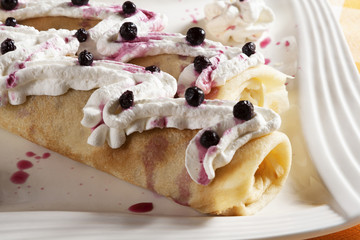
[10,171,29,184]
[260,37,271,48]
[17,160,33,170]
[128,202,154,213]
[42,152,51,159]
[285,40,290,47]
[26,152,36,157]
[265,58,271,65]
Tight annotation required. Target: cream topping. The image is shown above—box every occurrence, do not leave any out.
[204,0,275,43]
[81,71,178,148]
[177,50,264,95]
[0,0,163,22]
[84,92,281,185]
[95,24,264,95]
[0,1,282,186]
[186,105,280,185]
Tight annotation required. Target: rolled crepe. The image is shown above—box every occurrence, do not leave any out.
[0,6,292,215]
[0,90,291,215]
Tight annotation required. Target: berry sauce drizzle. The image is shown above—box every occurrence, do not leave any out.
[128,202,154,213]
[10,171,29,184]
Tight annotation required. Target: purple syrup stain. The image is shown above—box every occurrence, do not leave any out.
[91,103,105,131]
[141,9,156,21]
[17,160,33,170]
[142,136,169,191]
[223,128,232,136]
[26,151,36,157]
[190,14,198,24]
[194,136,211,185]
[18,63,26,69]
[152,117,167,128]
[10,171,29,184]
[265,58,271,65]
[260,37,271,48]
[42,153,51,159]
[6,73,17,88]
[197,57,220,94]
[123,66,144,74]
[128,202,153,213]
[174,167,192,206]
[226,25,236,31]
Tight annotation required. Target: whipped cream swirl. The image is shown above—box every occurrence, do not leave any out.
[186,105,280,185]
[81,70,177,148]
[83,89,281,185]
[204,0,275,43]
[96,25,264,95]
[0,23,175,107]
[0,0,164,24]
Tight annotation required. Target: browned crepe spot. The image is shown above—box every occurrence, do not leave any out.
[18,16,101,31]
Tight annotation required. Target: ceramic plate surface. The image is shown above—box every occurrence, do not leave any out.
[0,0,359,239]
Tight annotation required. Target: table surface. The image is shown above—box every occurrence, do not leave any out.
[308,0,360,239]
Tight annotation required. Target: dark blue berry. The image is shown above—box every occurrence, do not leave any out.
[194,55,211,73]
[1,0,17,10]
[145,65,160,73]
[122,1,136,15]
[5,17,17,27]
[242,42,256,57]
[185,86,204,107]
[233,100,254,121]
[186,27,206,46]
[71,0,89,6]
[119,90,134,109]
[75,28,88,42]
[1,38,16,55]
[78,50,93,66]
[120,22,137,41]
[200,130,220,148]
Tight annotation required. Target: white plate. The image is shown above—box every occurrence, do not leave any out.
[0,0,360,239]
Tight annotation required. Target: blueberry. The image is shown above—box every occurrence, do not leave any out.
[233,100,254,121]
[75,28,88,42]
[119,22,137,41]
[185,86,204,107]
[194,55,211,73]
[145,65,160,73]
[71,0,89,6]
[200,130,220,148]
[1,0,17,10]
[242,42,256,57]
[122,1,136,15]
[119,90,134,109]
[1,38,16,55]
[186,27,206,46]
[5,17,17,27]
[78,50,93,66]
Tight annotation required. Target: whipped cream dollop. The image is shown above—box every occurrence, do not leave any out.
[177,49,264,95]
[204,0,275,43]
[186,105,280,185]
[81,70,177,148]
